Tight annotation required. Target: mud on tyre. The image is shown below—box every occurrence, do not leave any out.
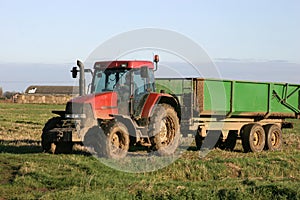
[41,117,61,153]
[241,123,265,153]
[42,117,74,154]
[149,104,180,156]
[263,124,283,151]
[83,126,106,157]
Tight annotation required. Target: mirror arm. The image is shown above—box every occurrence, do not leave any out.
[84,69,94,76]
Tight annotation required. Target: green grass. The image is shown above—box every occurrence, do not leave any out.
[0,103,300,199]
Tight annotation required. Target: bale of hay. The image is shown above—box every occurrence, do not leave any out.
[15,94,78,104]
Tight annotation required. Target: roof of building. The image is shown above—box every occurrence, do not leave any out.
[25,85,79,95]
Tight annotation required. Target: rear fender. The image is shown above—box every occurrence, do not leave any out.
[141,93,181,119]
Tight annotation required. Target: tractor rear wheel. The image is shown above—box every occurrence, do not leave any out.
[149,104,180,156]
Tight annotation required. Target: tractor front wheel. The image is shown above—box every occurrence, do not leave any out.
[41,117,61,153]
[103,121,130,159]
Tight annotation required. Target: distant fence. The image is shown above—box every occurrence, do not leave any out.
[15,94,77,104]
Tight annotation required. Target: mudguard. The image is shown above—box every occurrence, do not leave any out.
[141,93,180,118]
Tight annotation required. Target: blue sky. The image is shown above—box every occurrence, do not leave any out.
[0,0,300,91]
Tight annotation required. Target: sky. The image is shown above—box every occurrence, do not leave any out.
[0,0,299,91]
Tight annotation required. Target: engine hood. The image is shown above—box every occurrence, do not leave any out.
[69,92,118,119]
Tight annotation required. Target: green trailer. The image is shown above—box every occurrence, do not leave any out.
[156,78,300,152]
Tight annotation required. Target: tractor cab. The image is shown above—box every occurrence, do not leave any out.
[91,60,156,116]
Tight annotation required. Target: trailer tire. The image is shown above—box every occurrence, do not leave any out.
[149,104,180,156]
[223,130,238,151]
[263,124,282,151]
[103,121,130,159]
[241,124,265,153]
[195,134,204,150]
[41,117,61,153]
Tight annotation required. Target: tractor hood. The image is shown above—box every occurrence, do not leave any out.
[68,92,118,119]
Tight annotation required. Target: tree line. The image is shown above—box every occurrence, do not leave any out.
[0,87,19,99]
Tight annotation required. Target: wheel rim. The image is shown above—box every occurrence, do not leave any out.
[110,131,125,154]
[159,119,168,144]
[271,130,280,147]
[111,132,120,148]
[159,116,176,146]
[252,129,263,147]
[253,132,259,146]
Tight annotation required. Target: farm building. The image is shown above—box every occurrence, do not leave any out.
[16,85,79,104]
[25,85,79,95]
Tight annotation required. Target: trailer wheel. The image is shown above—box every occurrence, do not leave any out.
[223,130,238,151]
[241,124,265,153]
[103,121,130,159]
[41,117,61,153]
[263,124,282,151]
[149,104,180,156]
[195,134,204,150]
[217,131,237,151]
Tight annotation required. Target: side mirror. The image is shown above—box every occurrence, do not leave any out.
[71,67,78,78]
[141,66,149,78]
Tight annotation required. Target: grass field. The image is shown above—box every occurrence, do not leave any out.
[0,103,300,199]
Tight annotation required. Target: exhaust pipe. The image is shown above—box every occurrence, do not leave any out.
[77,60,86,96]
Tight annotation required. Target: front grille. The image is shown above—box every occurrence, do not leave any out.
[65,102,95,123]
[66,102,83,114]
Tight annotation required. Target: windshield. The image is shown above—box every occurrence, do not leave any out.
[92,69,129,93]
[91,68,155,94]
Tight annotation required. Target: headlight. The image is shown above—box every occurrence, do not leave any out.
[65,114,86,119]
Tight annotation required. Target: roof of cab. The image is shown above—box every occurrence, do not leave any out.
[94,60,154,69]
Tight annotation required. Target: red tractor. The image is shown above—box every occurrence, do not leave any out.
[42,56,181,158]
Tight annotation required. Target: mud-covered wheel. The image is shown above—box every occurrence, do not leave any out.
[41,117,61,153]
[83,126,106,157]
[263,124,282,151]
[55,142,73,154]
[149,104,180,156]
[241,124,265,153]
[103,121,130,159]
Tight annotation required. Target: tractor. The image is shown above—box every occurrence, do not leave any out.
[42,56,181,158]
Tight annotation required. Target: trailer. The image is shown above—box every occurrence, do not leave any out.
[156,78,300,152]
